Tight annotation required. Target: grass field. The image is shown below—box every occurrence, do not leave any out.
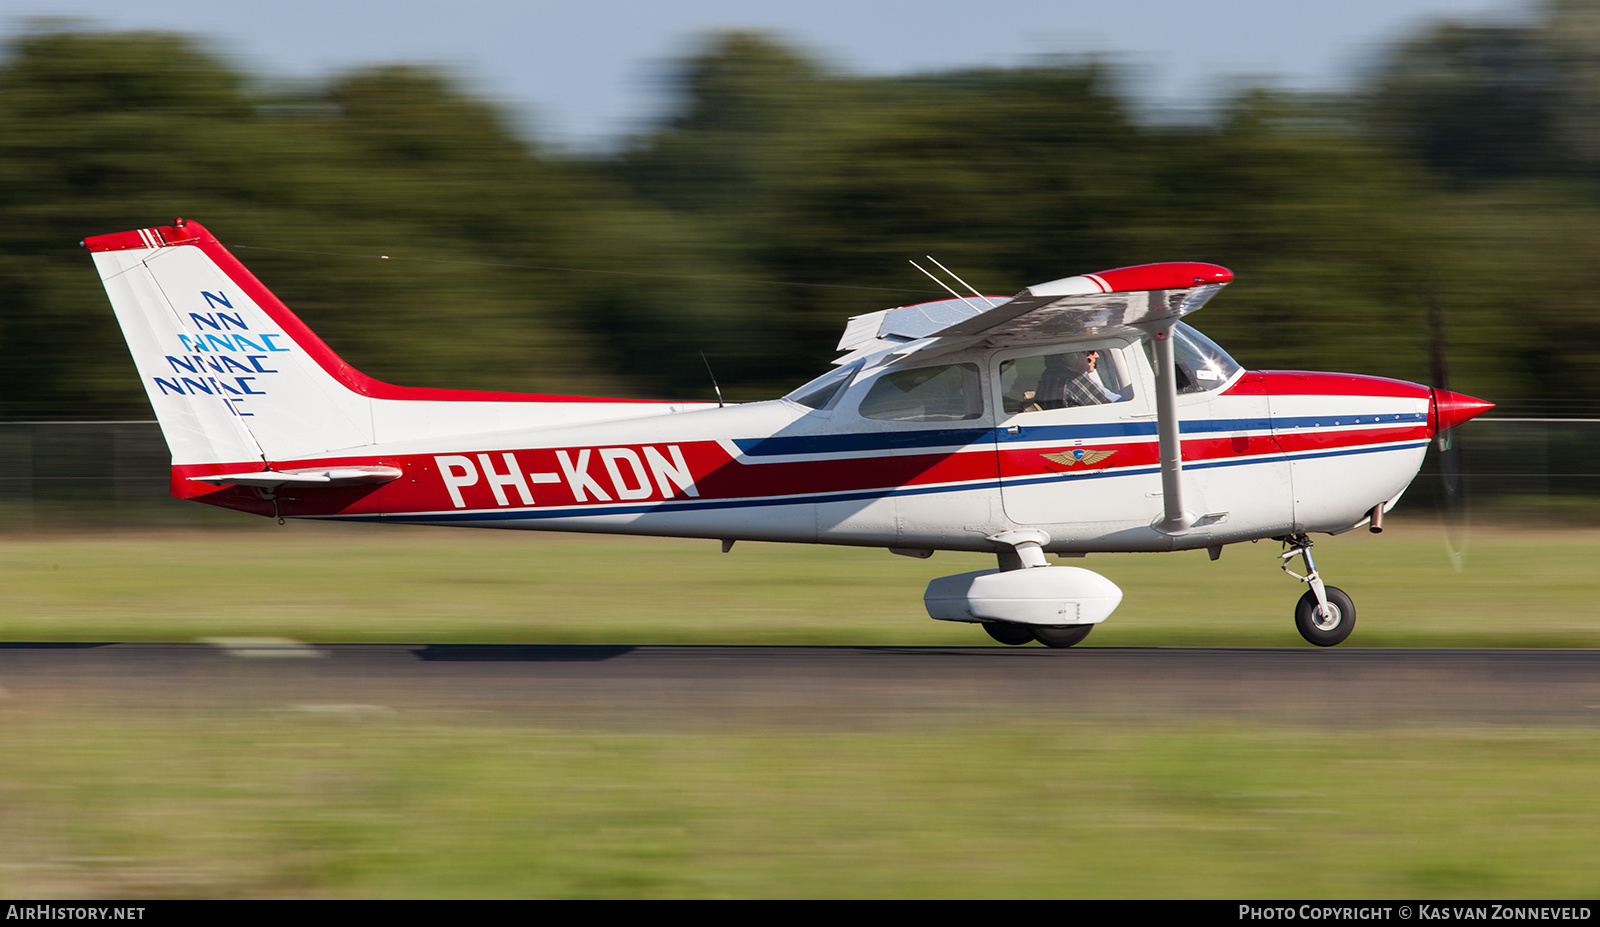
[2,517,1598,898]
[1,515,1597,647]
[4,716,1599,898]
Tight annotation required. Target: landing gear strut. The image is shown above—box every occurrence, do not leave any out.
[1280,535,1355,647]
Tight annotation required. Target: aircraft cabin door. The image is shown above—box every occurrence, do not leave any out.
[991,342,1164,532]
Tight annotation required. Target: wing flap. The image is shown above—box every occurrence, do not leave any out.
[836,297,996,355]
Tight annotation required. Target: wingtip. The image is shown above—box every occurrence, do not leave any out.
[1026,262,1233,298]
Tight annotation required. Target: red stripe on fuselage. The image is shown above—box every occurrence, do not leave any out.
[172,415,1430,520]
[1270,424,1429,455]
[171,440,1003,519]
[1222,371,1432,402]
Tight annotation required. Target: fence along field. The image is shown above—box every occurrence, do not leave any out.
[2,418,1597,530]
[2,419,1600,649]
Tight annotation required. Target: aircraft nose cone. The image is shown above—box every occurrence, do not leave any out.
[1430,388,1495,434]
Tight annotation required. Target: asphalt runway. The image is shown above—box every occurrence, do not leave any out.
[1,643,1597,726]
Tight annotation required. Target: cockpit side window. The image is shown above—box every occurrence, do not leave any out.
[1000,347,1133,415]
[858,363,983,422]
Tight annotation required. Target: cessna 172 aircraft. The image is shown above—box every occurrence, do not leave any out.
[85,219,1493,647]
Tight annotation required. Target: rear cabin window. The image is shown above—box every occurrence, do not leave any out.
[858,363,983,422]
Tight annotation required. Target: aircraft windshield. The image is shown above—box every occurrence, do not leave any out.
[1147,322,1241,394]
[785,362,861,410]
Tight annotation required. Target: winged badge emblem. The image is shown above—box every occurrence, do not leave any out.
[1041,449,1117,469]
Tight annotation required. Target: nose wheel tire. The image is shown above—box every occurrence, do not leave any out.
[1294,586,1355,647]
[983,622,1036,646]
[1032,624,1094,648]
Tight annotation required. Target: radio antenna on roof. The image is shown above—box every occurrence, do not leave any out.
[923,256,1001,307]
[909,259,984,312]
[700,352,725,408]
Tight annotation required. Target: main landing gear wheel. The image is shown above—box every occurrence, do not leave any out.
[1294,586,1355,647]
[983,622,1035,646]
[1032,625,1094,648]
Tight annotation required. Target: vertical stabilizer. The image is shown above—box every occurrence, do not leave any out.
[87,219,709,494]
[87,220,373,466]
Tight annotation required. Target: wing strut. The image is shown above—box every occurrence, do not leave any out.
[1150,321,1193,531]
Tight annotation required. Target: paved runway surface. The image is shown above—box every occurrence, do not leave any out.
[2,643,1597,725]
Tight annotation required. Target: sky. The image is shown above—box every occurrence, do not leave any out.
[0,0,1534,149]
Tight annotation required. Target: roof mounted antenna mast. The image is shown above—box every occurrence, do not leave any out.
[700,352,725,408]
[924,256,1002,307]
[909,260,984,312]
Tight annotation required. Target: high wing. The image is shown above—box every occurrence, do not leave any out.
[834,261,1234,534]
[836,262,1232,364]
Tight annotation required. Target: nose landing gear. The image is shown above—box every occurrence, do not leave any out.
[1280,535,1355,646]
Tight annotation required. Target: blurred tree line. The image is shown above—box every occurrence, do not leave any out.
[1,3,1598,418]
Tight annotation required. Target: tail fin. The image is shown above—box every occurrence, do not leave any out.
[87,220,376,466]
[86,220,688,474]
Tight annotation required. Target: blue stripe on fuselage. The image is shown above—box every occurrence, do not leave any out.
[330,440,1427,526]
[732,412,1426,457]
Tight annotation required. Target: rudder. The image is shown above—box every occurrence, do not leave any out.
[86,220,374,467]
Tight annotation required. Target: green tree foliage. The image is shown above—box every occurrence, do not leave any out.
[1365,19,1560,182]
[2,15,1597,418]
[620,38,1454,396]
[0,27,721,416]
[1360,1,1600,404]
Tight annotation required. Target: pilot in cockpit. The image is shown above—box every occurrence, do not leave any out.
[1035,350,1119,409]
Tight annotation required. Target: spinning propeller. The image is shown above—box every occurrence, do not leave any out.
[1427,292,1495,571]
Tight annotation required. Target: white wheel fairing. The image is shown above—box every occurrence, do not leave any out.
[925,567,1123,626]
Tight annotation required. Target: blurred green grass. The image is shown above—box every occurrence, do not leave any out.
[1,515,1597,647]
[3,714,1597,898]
[3,517,1597,899]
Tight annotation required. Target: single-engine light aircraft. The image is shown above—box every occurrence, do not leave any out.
[85,219,1493,647]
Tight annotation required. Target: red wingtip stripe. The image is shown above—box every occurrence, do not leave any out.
[1088,262,1233,293]
[84,220,207,253]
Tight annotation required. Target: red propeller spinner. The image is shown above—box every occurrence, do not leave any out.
[1429,388,1495,435]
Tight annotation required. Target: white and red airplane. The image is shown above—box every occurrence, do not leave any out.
[85,219,1493,647]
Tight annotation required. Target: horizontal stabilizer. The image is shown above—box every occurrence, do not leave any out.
[188,466,403,489]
